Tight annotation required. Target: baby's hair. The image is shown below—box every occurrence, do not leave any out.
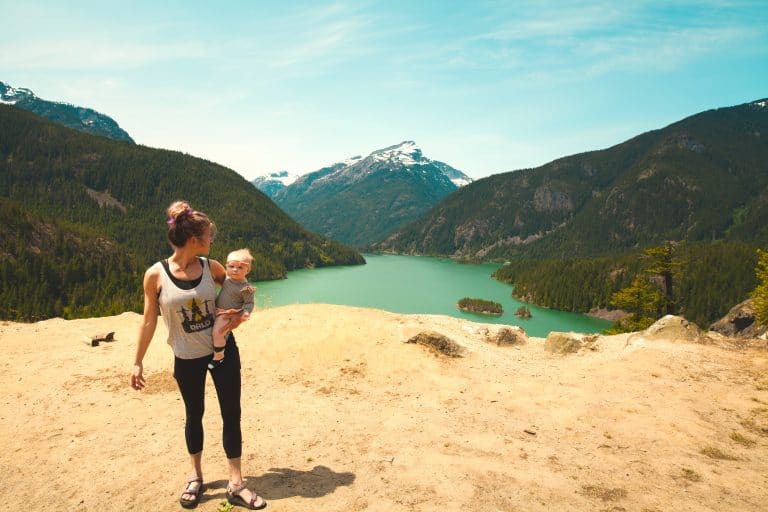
[166,200,216,247]
[227,248,254,265]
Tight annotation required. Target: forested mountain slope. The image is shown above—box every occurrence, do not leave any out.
[377,99,768,258]
[0,105,363,321]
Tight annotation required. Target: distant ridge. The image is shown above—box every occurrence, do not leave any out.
[0,80,134,142]
[377,98,768,258]
[272,141,473,247]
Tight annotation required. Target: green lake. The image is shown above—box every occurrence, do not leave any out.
[253,253,612,337]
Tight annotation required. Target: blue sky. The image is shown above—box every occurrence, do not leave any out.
[1,1,767,179]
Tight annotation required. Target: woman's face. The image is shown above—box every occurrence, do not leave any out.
[194,226,215,254]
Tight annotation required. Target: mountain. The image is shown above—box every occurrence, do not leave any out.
[0,80,134,142]
[376,99,768,259]
[273,141,473,247]
[251,170,300,198]
[0,104,364,321]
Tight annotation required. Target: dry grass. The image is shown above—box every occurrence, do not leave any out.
[580,485,628,502]
[700,446,739,460]
[730,431,757,447]
[681,468,702,482]
[740,418,768,437]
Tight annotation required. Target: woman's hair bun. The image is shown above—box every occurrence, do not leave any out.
[167,201,193,225]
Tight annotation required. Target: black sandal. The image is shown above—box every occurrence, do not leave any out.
[227,481,266,510]
[179,477,204,509]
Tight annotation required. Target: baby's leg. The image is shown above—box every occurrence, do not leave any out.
[209,315,229,369]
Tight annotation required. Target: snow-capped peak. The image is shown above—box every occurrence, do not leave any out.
[258,170,298,186]
[754,99,768,108]
[0,82,36,105]
[370,140,426,166]
[306,140,473,191]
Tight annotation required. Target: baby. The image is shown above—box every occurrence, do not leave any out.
[208,248,255,370]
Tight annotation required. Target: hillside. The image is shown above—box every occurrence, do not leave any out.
[273,141,472,247]
[0,105,364,321]
[0,80,134,142]
[1,305,766,511]
[376,99,768,258]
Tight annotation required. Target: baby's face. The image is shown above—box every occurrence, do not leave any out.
[225,260,251,279]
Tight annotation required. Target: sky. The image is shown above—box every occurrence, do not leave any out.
[1,1,767,180]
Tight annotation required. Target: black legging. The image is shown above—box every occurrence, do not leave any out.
[173,333,242,459]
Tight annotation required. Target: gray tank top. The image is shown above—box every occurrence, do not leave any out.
[155,257,217,359]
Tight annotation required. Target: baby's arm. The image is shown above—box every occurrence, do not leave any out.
[242,284,255,315]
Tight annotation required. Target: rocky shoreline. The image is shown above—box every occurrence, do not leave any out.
[587,307,630,322]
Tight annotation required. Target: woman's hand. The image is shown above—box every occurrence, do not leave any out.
[132,267,159,392]
[131,363,146,391]
[216,307,243,316]
[226,309,250,331]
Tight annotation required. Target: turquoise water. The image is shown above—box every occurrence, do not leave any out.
[253,253,612,337]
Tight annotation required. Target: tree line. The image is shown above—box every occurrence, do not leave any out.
[493,241,759,329]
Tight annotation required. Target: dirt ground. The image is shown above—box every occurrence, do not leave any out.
[1,304,767,511]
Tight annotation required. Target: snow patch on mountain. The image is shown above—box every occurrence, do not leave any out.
[264,170,298,186]
[343,155,363,166]
[250,170,302,198]
[370,141,427,166]
[0,83,72,108]
[451,177,472,187]
[0,83,35,104]
[310,141,472,189]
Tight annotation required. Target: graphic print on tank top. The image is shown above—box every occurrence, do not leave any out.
[178,297,215,333]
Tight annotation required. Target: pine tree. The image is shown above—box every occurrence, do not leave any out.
[642,242,685,316]
[607,242,685,333]
[607,275,662,333]
[753,248,768,326]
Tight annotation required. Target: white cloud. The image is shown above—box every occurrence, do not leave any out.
[427,1,766,81]
[0,39,208,70]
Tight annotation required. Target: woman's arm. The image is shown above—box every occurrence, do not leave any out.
[210,258,226,286]
[131,266,161,391]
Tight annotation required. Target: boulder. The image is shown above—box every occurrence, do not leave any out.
[587,307,631,322]
[629,315,706,344]
[406,331,465,357]
[544,332,599,354]
[487,326,528,346]
[709,299,767,338]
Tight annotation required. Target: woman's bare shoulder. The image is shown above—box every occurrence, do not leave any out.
[144,262,162,277]
[209,258,226,283]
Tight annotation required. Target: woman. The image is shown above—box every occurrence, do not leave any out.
[130,200,266,510]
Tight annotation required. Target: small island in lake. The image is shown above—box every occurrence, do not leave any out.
[515,306,532,319]
[457,297,503,316]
